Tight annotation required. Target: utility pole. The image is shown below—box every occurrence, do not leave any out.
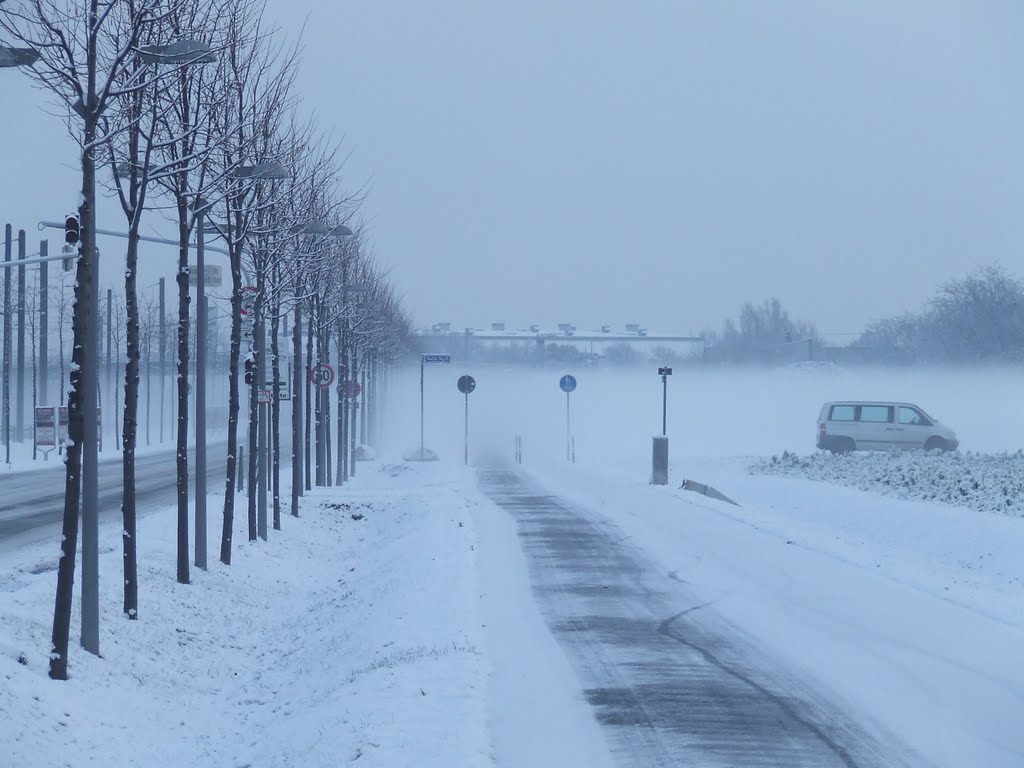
[3,225,10,463]
[194,208,207,570]
[39,242,48,408]
[360,362,368,445]
[159,277,165,443]
[304,319,313,491]
[349,343,358,477]
[291,285,302,516]
[105,287,112,450]
[16,229,25,443]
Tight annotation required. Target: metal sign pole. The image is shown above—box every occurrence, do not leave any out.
[419,354,424,460]
[662,374,667,436]
[657,366,672,437]
[566,390,571,461]
[194,213,207,569]
[456,373,475,465]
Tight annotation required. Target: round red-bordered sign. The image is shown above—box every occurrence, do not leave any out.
[310,363,335,388]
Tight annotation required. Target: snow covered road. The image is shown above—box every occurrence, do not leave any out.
[505,457,1024,768]
[0,443,227,553]
[477,466,920,767]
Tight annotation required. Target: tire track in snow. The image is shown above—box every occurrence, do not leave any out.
[478,467,918,767]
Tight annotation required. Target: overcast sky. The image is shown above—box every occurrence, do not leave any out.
[3,1,1024,338]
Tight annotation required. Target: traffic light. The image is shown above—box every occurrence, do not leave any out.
[64,214,80,245]
[244,357,255,385]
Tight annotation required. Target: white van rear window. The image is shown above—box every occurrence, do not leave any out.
[829,405,856,421]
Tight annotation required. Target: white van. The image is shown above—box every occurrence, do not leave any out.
[817,401,959,454]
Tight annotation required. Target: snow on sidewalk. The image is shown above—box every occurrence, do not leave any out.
[0,460,490,768]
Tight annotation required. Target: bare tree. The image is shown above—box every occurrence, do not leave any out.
[1,0,188,678]
[206,1,301,557]
[146,0,236,581]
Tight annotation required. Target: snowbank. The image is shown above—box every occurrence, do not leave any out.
[753,450,1024,517]
[0,461,489,768]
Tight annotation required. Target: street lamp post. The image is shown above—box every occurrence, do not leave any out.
[193,199,209,570]
[234,162,288,543]
[3,225,10,464]
[288,222,351,515]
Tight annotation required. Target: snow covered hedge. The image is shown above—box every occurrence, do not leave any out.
[752,450,1024,517]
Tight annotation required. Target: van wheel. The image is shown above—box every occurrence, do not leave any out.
[830,438,855,455]
[925,437,949,452]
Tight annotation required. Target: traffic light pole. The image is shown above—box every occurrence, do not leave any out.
[3,225,10,465]
[194,211,207,569]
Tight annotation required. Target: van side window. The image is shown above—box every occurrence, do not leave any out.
[829,405,856,421]
[899,407,931,426]
[859,405,894,423]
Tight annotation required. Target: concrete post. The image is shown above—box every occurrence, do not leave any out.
[652,436,669,485]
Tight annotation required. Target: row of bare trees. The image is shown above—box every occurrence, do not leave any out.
[0,0,412,680]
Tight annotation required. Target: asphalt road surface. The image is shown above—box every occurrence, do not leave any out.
[478,468,923,768]
[0,443,229,553]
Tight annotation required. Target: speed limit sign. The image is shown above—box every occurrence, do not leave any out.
[309,363,335,389]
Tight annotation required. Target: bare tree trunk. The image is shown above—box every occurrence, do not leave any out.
[50,112,97,680]
[220,249,243,564]
[247,278,263,541]
[340,319,349,483]
[175,209,191,586]
[335,319,343,482]
[304,313,313,490]
[323,323,331,487]
[291,290,301,517]
[122,230,141,617]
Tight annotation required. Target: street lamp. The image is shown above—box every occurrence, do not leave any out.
[232,162,290,541]
[137,40,215,66]
[233,162,290,180]
[289,222,353,237]
[0,45,39,68]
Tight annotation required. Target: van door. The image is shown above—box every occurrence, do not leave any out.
[856,404,895,450]
[896,405,933,449]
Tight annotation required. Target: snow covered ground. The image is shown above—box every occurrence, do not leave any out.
[460,364,1024,765]
[1,459,491,767]
[4,363,1024,766]
[755,448,1024,517]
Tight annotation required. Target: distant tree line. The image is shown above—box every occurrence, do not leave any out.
[703,298,818,364]
[856,265,1024,363]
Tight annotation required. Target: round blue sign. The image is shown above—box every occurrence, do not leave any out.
[559,374,577,393]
